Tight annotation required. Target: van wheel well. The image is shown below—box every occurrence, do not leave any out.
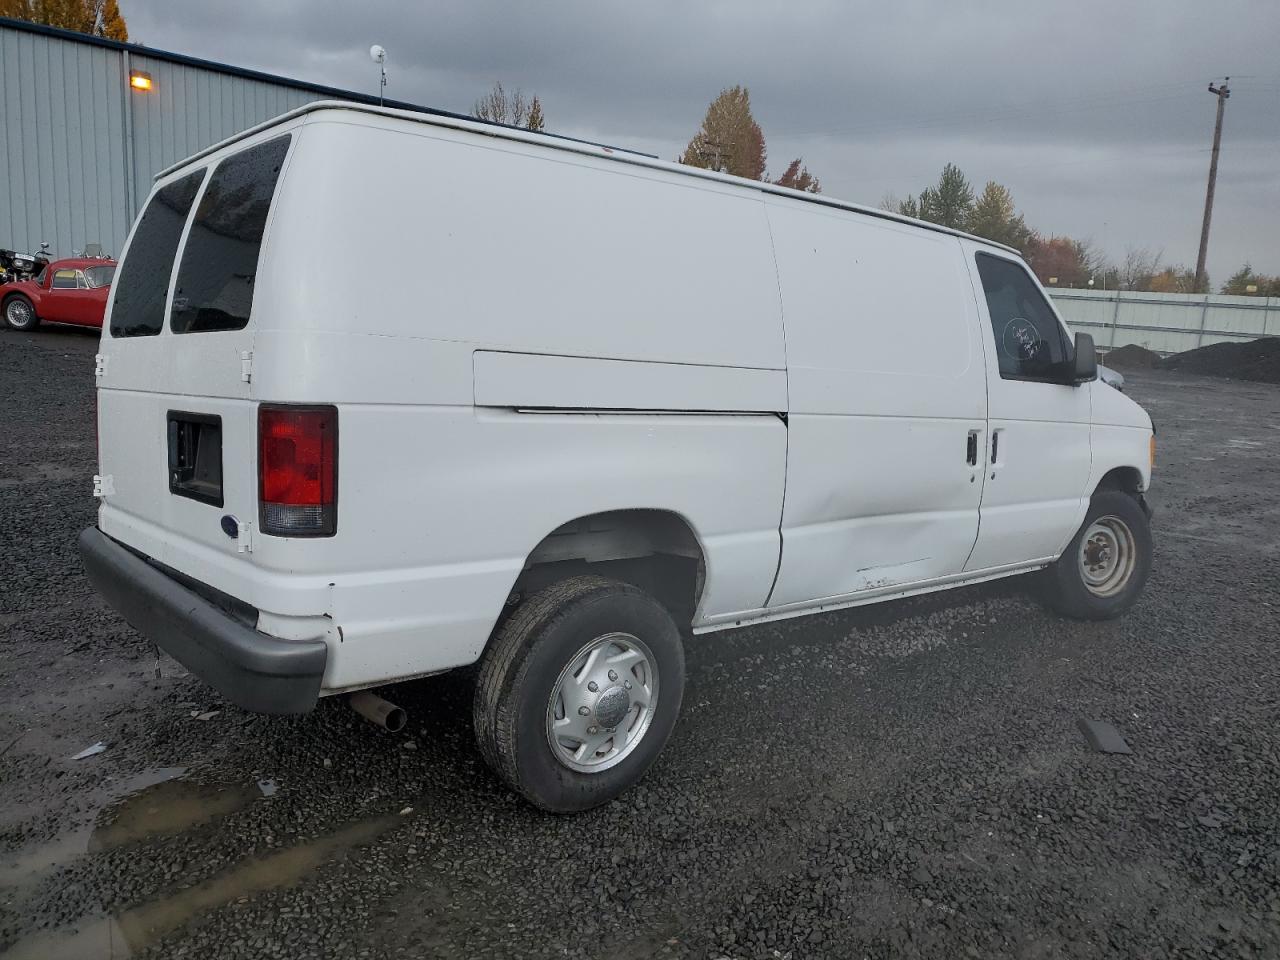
[505,510,705,630]
[1095,466,1143,497]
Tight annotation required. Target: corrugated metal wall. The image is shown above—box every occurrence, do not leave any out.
[0,25,132,258]
[1052,289,1280,355]
[126,52,315,219]
[0,22,318,260]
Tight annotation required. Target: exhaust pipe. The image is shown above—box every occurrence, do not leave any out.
[348,691,407,733]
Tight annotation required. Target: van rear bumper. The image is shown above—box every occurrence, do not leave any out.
[78,527,327,715]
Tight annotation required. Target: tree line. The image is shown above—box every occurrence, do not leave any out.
[884,163,1273,296]
[477,81,1274,298]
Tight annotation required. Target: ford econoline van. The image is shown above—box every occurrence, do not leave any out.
[80,102,1154,812]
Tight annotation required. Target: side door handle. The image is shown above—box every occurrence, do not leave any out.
[966,430,979,466]
[989,428,1003,480]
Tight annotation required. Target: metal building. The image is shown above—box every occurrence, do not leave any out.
[0,17,438,259]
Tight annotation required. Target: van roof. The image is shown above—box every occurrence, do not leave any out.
[158,100,1020,256]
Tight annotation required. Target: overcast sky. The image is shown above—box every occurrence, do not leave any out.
[129,1,1279,282]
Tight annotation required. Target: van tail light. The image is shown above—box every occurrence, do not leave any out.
[258,405,337,537]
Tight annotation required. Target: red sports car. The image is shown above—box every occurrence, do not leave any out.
[2,257,117,331]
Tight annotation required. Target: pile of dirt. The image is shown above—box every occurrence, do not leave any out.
[1158,336,1280,384]
[1104,343,1162,369]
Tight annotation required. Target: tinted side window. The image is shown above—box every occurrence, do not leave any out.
[975,253,1072,381]
[110,171,204,337]
[52,269,78,289]
[170,136,291,334]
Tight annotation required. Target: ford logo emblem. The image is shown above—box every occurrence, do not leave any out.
[220,515,240,539]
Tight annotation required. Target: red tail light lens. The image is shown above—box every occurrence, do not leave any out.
[258,405,337,537]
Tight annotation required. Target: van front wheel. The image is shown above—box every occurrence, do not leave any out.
[473,575,685,812]
[1042,489,1152,620]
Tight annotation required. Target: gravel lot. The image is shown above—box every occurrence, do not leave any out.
[2,324,1278,959]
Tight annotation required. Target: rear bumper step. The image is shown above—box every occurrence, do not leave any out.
[78,527,327,714]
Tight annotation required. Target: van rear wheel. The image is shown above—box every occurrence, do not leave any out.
[1042,489,1152,620]
[473,575,685,812]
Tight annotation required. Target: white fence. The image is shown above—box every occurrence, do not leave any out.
[1050,289,1280,356]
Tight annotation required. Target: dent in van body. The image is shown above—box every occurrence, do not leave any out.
[763,202,989,607]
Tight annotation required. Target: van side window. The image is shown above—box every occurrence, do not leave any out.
[975,253,1072,382]
[109,170,205,337]
[170,135,291,334]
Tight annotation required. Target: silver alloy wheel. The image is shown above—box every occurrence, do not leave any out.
[5,298,34,329]
[1078,515,1138,598]
[545,631,658,774]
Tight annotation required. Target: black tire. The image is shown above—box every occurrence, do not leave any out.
[1042,489,1152,620]
[473,575,685,813]
[3,294,38,331]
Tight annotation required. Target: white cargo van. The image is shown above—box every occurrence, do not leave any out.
[81,102,1154,811]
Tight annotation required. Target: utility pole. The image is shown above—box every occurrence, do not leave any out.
[1193,78,1230,294]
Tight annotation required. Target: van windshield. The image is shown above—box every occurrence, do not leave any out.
[109,170,204,337]
[170,135,291,334]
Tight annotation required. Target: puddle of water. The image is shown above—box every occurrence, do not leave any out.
[3,814,399,959]
[0,767,188,889]
[90,777,257,852]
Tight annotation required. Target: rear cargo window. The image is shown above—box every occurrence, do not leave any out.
[108,170,204,337]
[170,135,291,334]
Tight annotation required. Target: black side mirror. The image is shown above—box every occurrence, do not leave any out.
[1072,332,1098,384]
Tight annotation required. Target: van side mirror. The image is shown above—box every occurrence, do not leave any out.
[1072,332,1097,384]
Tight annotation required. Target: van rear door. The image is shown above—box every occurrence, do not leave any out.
[95,133,294,583]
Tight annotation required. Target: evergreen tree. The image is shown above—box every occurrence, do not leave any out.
[930,163,975,230]
[966,181,1032,251]
[680,86,767,181]
[772,157,821,194]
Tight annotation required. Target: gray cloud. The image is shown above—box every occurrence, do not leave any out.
[129,0,1280,280]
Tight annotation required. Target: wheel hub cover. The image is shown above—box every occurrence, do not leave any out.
[594,686,630,729]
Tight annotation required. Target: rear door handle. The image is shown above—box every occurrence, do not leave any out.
[966,430,979,466]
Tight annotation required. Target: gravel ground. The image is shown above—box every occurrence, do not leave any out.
[2,323,1279,959]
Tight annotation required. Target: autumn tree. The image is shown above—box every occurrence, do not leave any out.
[680,86,767,181]
[1145,266,1201,294]
[1221,264,1280,297]
[473,82,547,131]
[1024,235,1099,288]
[1114,246,1162,291]
[772,157,820,194]
[1,0,128,39]
[965,181,1032,252]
